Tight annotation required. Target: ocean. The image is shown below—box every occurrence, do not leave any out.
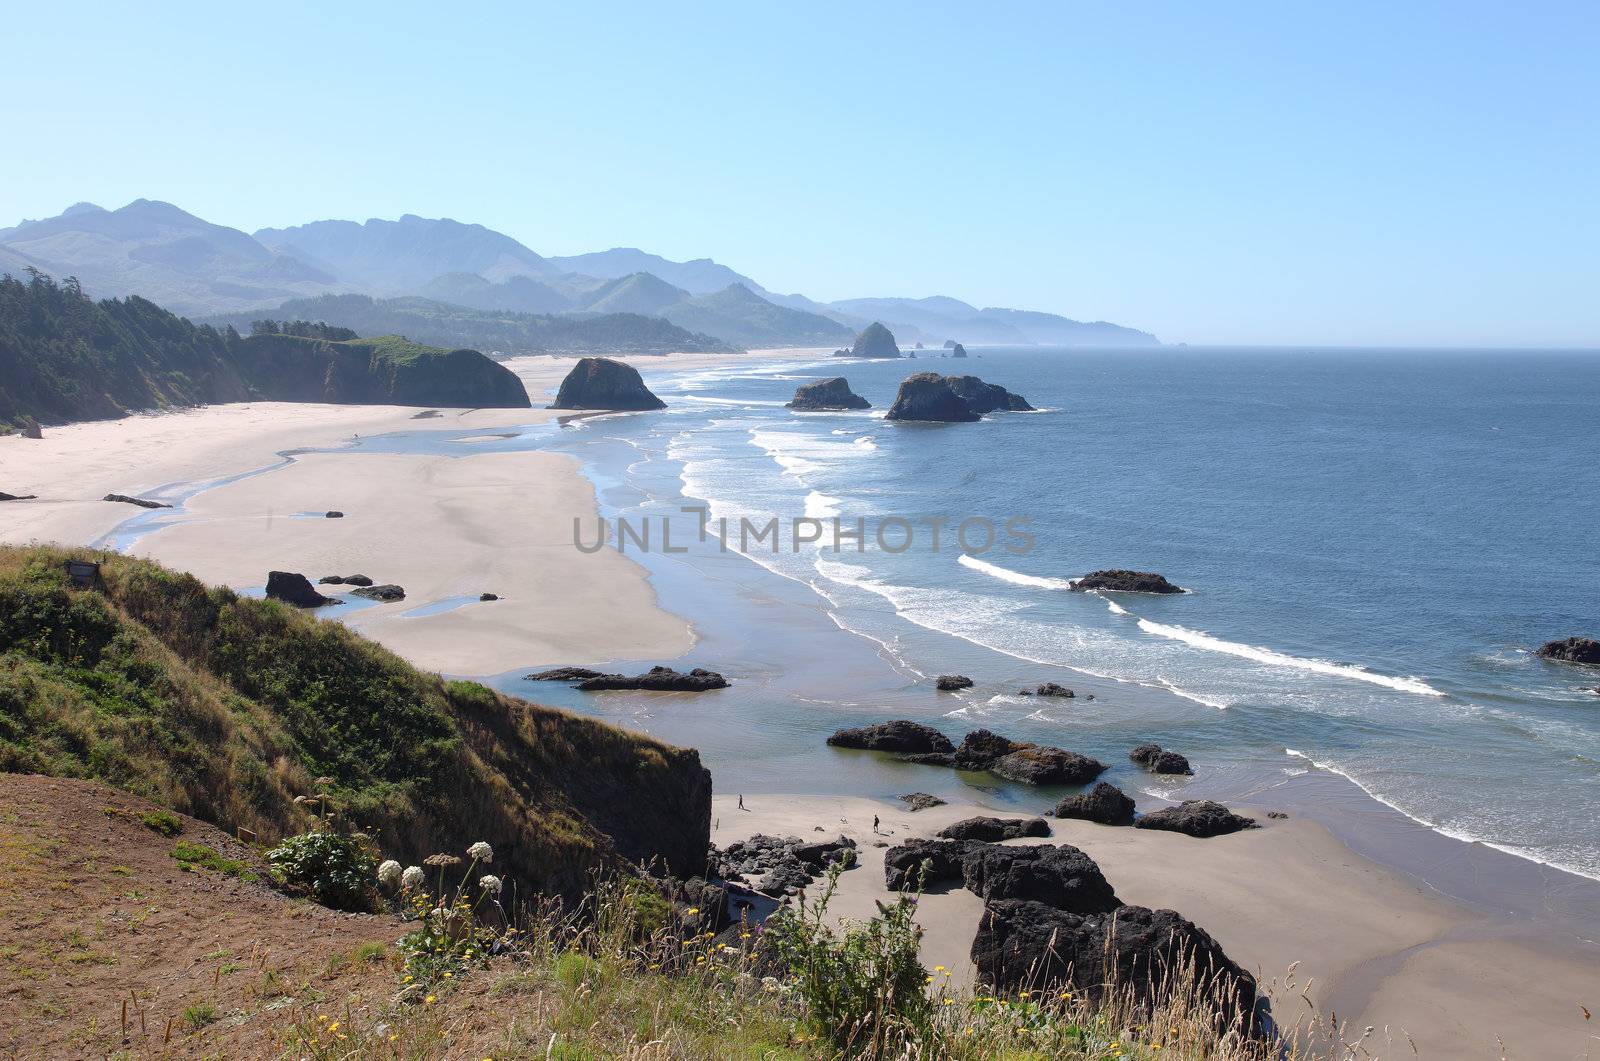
[485,346,1600,885]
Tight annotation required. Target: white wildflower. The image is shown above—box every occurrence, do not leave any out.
[377,860,402,888]
[478,874,502,896]
[400,865,425,892]
[467,840,494,863]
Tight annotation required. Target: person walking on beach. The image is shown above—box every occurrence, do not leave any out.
[737,794,746,811]
[872,815,880,833]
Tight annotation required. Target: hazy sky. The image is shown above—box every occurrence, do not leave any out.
[4,1,1597,346]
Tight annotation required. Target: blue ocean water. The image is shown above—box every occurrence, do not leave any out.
[617,347,1600,879]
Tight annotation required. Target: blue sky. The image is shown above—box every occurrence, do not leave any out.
[4,1,1597,345]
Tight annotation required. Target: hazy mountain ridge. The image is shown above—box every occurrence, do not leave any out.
[2,200,1160,348]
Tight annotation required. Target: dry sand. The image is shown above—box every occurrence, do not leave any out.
[0,349,820,671]
[713,793,1600,1060]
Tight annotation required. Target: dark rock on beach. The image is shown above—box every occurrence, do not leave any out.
[787,377,871,411]
[972,900,1258,1028]
[479,592,499,601]
[103,493,170,509]
[827,721,955,755]
[714,833,856,895]
[266,571,335,608]
[884,373,981,423]
[883,838,978,890]
[962,844,1120,913]
[318,574,374,587]
[1135,800,1258,838]
[898,792,947,812]
[834,321,902,359]
[1054,782,1136,825]
[325,511,344,519]
[1073,569,1184,594]
[0,491,37,501]
[526,667,609,682]
[351,584,406,602]
[549,357,667,411]
[944,375,1034,413]
[577,666,730,692]
[937,816,1052,843]
[1535,637,1600,666]
[936,674,975,691]
[1130,744,1193,775]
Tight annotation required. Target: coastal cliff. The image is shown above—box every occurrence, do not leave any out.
[0,547,709,890]
[236,332,531,409]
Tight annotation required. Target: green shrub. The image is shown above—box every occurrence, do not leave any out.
[266,830,378,912]
[171,841,257,881]
[139,809,183,836]
[181,1003,217,1028]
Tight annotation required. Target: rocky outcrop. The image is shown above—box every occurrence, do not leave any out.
[265,571,335,608]
[1073,570,1184,594]
[1054,782,1136,825]
[549,357,666,411]
[834,321,901,359]
[884,373,981,423]
[1130,744,1193,775]
[944,375,1034,413]
[318,574,374,587]
[786,377,870,411]
[1536,637,1600,666]
[826,721,955,755]
[577,666,730,692]
[972,900,1258,1028]
[883,838,978,890]
[21,418,43,440]
[950,343,968,359]
[899,792,946,811]
[1134,800,1257,838]
[0,491,37,501]
[103,494,170,509]
[713,833,857,895]
[962,844,1120,912]
[936,817,1052,843]
[900,729,1108,787]
[351,584,406,602]
[526,667,608,682]
[1027,683,1074,698]
[936,674,974,691]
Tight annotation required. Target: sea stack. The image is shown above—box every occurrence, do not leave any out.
[1072,570,1184,594]
[835,321,902,359]
[549,357,666,411]
[884,373,981,422]
[945,375,1033,413]
[1535,637,1600,666]
[950,342,968,359]
[787,377,871,411]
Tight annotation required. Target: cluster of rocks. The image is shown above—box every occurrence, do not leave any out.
[827,720,1105,787]
[1019,682,1079,698]
[832,321,902,359]
[786,377,871,411]
[1072,569,1185,594]
[319,574,374,587]
[1536,636,1600,666]
[883,372,1032,423]
[103,493,170,509]
[1130,743,1193,775]
[549,357,667,411]
[527,665,729,692]
[711,833,857,895]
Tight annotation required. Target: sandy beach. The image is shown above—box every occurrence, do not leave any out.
[713,792,1599,1060]
[0,349,815,670]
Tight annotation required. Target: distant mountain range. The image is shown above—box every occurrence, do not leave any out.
[0,200,1160,350]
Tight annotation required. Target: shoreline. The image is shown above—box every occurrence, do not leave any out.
[713,791,1599,1059]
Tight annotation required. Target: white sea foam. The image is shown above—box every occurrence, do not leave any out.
[680,395,791,407]
[804,491,842,520]
[1137,619,1443,697]
[958,553,1077,590]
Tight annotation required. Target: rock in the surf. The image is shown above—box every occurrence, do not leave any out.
[898,792,946,812]
[944,374,1034,413]
[936,674,975,691]
[1535,637,1600,666]
[827,721,955,754]
[1073,569,1184,593]
[266,571,335,608]
[950,342,968,359]
[992,746,1108,786]
[1130,744,1193,775]
[1054,782,1137,825]
[549,357,667,411]
[884,373,981,423]
[787,377,871,411]
[1028,683,1075,698]
[834,321,902,359]
[937,816,1052,843]
[576,666,729,691]
[1134,800,1258,838]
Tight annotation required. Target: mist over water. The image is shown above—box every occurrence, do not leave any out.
[634,346,1600,880]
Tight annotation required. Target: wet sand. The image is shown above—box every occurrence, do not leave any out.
[714,792,1600,1060]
